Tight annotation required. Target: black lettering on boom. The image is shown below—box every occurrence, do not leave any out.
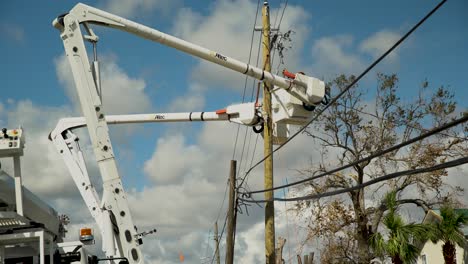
[215,53,227,61]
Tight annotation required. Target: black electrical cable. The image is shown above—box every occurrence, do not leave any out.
[237,8,263,184]
[241,114,467,195]
[240,156,468,203]
[276,0,289,31]
[220,3,262,263]
[240,0,448,186]
[215,180,230,222]
[271,0,289,68]
[241,0,262,104]
[232,0,261,162]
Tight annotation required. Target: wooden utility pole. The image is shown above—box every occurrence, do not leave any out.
[261,1,275,264]
[225,160,237,264]
[214,221,221,264]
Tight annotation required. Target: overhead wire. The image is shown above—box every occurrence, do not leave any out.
[241,31,263,177]
[237,8,264,186]
[272,0,282,29]
[232,0,261,162]
[270,0,289,72]
[236,0,262,173]
[240,156,468,203]
[276,0,289,31]
[239,0,449,188]
[241,114,467,195]
[215,2,262,262]
[215,180,230,221]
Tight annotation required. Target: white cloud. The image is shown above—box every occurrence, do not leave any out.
[171,0,310,92]
[310,35,366,78]
[99,0,179,18]
[0,23,25,43]
[1,2,425,263]
[309,29,403,79]
[132,117,324,262]
[0,50,160,257]
[143,134,207,184]
[167,91,205,112]
[0,100,76,199]
[360,30,401,61]
[234,221,265,263]
[55,54,152,115]
[445,164,468,206]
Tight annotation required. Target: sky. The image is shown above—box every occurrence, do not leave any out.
[0,0,467,263]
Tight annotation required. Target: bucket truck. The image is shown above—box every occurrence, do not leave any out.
[51,3,326,263]
[0,128,95,264]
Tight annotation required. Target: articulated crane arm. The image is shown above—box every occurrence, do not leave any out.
[53,3,325,107]
[49,106,258,263]
[52,3,325,263]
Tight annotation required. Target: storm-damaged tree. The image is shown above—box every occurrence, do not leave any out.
[293,73,467,263]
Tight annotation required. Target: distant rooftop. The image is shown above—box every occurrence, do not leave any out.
[424,209,468,237]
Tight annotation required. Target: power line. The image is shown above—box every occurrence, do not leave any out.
[221,2,262,262]
[272,0,281,29]
[240,114,467,195]
[240,35,263,176]
[236,126,250,176]
[271,0,289,73]
[276,0,289,31]
[241,0,262,104]
[272,0,289,32]
[232,0,261,161]
[241,125,255,175]
[236,19,263,187]
[237,0,261,169]
[240,156,468,203]
[215,180,230,221]
[239,0,448,186]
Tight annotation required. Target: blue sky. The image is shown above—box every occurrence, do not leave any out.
[2,0,467,105]
[1,0,467,263]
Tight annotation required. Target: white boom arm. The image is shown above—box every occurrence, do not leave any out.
[50,105,259,261]
[52,3,325,263]
[53,3,324,106]
[52,104,259,133]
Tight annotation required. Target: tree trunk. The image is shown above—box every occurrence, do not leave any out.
[391,255,403,264]
[442,242,456,264]
[275,237,286,264]
[351,190,371,264]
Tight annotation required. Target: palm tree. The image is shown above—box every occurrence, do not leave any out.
[429,205,468,264]
[369,192,431,264]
